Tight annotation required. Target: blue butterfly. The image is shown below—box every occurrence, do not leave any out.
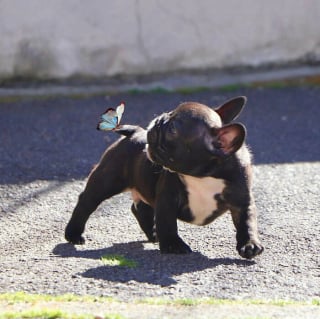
[97,102,125,131]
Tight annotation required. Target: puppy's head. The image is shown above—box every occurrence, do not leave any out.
[146,96,247,176]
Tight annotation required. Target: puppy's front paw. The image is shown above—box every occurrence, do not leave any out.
[65,225,85,245]
[146,231,158,243]
[160,237,192,254]
[237,240,264,259]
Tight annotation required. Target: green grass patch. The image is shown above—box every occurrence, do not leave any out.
[2,75,320,105]
[0,293,123,319]
[0,96,25,103]
[248,75,320,90]
[0,92,95,104]
[0,310,125,319]
[218,83,246,92]
[0,293,319,319]
[175,86,211,94]
[0,292,319,307]
[0,291,113,304]
[139,296,320,307]
[313,299,320,306]
[101,254,138,268]
[0,309,85,319]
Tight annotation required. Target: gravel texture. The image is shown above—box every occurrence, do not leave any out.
[0,87,319,307]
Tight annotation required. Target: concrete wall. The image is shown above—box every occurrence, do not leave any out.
[0,0,320,79]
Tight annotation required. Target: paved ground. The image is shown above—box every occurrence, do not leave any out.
[0,83,319,317]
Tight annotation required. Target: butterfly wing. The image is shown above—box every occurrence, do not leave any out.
[97,120,117,131]
[115,102,125,125]
[97,108,119,131]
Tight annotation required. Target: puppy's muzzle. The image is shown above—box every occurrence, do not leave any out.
[146,117,169,165]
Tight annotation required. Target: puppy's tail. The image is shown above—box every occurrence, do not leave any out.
[114,125,144,137]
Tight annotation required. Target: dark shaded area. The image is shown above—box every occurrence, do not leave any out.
[53,242,253,286]
[1,86,319,184]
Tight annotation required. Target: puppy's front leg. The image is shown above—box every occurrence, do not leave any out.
[230,197,264,259]
[155,173,192,254]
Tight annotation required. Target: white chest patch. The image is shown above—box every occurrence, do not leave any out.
[179,175,225,226]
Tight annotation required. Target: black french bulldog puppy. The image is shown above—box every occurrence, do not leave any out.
[65,96,264,259]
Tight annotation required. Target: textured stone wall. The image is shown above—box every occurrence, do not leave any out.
[0,0,320,79]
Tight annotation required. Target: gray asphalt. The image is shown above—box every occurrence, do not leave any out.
[0,85,319,303]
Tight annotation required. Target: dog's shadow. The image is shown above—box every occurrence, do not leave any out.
[53,241,255,286]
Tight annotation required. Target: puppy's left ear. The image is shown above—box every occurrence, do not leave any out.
[216,123,246,155]
[215,96,247,124]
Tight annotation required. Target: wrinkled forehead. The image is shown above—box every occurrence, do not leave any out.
[171,102,222,128]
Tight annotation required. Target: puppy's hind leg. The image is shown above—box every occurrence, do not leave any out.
[65,164,127,245]
[131,201,157,242]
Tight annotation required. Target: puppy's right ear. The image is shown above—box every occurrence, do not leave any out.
[215,123,246,155]
[215,96,247,124]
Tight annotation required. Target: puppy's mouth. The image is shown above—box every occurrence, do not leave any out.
[146,143,170,165]
[146,119,176,170]
[146,112,180,172]
[146,145,176,173]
